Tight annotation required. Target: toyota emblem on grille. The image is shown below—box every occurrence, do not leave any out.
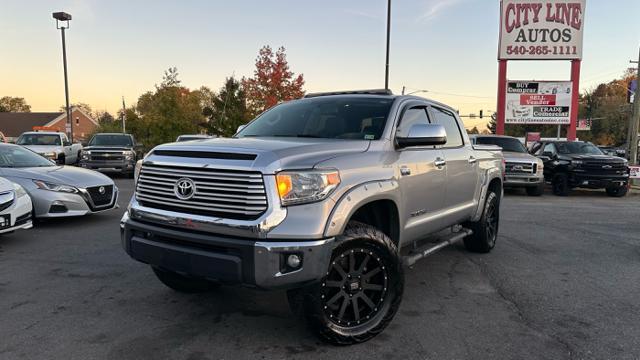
[98,186,106,195]
[174,178,196,200]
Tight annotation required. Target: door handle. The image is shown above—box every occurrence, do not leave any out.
[434,158,446,167]
[468,156,477,164]
[400,166,411,176]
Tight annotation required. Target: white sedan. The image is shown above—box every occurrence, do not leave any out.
[0,177,33,234]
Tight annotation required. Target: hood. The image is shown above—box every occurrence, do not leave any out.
[22,145,61,153]
[503,151,540,162]
[563,154,626,163]
[83,146,132,151]
[1,165,114,188]
[148,137,371,173]
[0,177,13,192]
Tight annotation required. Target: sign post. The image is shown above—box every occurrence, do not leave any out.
[497,0,586,140]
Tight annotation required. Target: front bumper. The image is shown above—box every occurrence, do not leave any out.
[79,159,135,173]
[504,174,544,187]
[120,213,335,289]
[568,172,629,189]
[30,186,119,218]
[0,194,33,234]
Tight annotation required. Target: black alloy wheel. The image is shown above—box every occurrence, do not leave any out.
[321,247,388,327]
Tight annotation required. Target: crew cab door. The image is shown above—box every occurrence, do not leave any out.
[60,134,73,163]
[429,106,478,224]
[395,104,447,243]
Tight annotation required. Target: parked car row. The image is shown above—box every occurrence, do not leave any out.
[0,142,119,237]
[472,135,630,197]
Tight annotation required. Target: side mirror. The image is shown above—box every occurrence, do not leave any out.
[81,142,88,147]
[541,151,555,159]
[236,125,247,134]
[135,143,144,149]
[63,141,71,146]
[396,124,447,148]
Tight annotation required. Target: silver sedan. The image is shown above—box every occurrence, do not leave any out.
[0,144,118,218]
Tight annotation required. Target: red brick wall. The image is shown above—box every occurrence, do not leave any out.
[48,109,97,142]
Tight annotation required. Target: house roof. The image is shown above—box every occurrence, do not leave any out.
[0,112,63,137]
[0,108,98,137]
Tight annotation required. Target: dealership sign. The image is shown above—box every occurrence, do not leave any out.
[505,81,573,124]
[499,0,585,60]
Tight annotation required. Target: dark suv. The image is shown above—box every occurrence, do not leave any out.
[531,141,629,197]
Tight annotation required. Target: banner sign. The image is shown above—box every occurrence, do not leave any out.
[505,81,573,124]
[499,0,586,60]
[630,166,640,179]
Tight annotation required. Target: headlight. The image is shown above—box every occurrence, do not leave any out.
[275,170,340,206]
[571,160,583,166]
[81,150,90,160]
[42,152,57,159]
[123,150,134,161]
[12,183,28,198]
[33,180,79,194]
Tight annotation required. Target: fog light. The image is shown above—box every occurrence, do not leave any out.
[286,254,301,269]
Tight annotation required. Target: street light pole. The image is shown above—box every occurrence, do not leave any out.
[629,47,640,165]
[385,0,391,90]
[53,12,73,142]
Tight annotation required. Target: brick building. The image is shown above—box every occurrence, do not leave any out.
[0,107,98,142]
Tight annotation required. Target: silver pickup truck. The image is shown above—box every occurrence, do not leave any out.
[471,135,544,196]
[121,90,504,344]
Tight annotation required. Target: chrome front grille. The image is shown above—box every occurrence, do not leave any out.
[505,162,535,175]
[135,164,268,220]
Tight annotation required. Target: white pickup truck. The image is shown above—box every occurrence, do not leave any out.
[16,131,83,165]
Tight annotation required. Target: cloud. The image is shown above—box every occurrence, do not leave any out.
[419,0,465,23]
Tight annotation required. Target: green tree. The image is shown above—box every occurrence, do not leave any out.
[0,96,31,112]
[127,67,206,149]
[204,77,250,137]
[242,46,305,117]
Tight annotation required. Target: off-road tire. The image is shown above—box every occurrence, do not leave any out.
[463,190,500,253]
[288,221,404,345]
[552,173,570,196]
[152,267,218,293]
[606,185,628,197]
[526,183,545,196]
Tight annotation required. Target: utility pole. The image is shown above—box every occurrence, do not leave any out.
[630,48,640,165]
[384,0,391,90]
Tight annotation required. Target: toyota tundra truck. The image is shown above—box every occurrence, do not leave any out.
[121,90,504,344]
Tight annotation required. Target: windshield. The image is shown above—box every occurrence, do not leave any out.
[556,142,603,155]
[17,134,61,146]
[0,145,54,168]
[475,137,527,153]
[88,134,133,147]
[236,97,394,140]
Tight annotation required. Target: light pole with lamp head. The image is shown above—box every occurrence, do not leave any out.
[52,11,73,142]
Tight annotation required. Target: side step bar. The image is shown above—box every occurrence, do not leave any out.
[402,228,473,267]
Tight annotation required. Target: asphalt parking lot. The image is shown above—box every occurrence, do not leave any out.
[1,179,639,360]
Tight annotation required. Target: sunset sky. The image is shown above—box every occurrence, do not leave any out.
[1,0,639,130]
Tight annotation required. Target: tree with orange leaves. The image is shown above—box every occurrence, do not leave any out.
[242,46,305,117]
